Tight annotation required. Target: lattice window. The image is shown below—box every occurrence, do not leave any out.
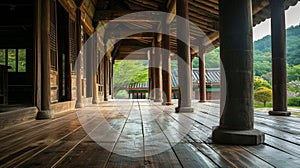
[50,0,57,71]
[69,19,77,72]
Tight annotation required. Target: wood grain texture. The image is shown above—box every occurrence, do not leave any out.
[1,100,300,167]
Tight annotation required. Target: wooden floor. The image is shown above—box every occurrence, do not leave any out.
[1,100,300,168]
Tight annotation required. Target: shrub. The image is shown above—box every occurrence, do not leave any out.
[254,76,272,90]
[288,96,300,106]
[254,87,272,107]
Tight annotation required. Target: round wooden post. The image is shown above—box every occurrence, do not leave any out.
[176,0,193,113]
[150,49,155,100]
[269,0,291,116]
[75,7,84,108]
[148,54,153,100]
[199,43,206,103]
[111,59,114,99]
[92,28,99,104]
[154,42,162,102]
[37,0,54,119]
[162,19,173,105]
[103,48,109,101]
[212,0,264,145]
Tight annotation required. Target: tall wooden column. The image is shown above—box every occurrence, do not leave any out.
[269,0,291,116]
[212,0,264,145]
[37,0,54,119]
[34,0,42,110]
[154,42,162,102]
[149,50,155,100]
[86,36,93,98]
[103,48,109,101]
[162,20,173,105]
[75,7,84,108]
[199,43,206,103]
[111,59,114,99]
[92,27,99,104]
[176,0,193,112]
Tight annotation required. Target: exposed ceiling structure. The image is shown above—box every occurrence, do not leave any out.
[0,0,298,60]
[83,0,299,60]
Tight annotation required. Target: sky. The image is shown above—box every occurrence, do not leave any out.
[253,2,300,41]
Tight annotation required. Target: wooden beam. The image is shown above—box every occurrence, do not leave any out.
[94,10,158,21]
[167,0,176,23]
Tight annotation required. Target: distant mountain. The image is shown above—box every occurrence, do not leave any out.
[254,24,300,66]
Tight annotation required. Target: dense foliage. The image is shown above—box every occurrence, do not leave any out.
[254,77,272,90]
[254,87,272,107]
[288,96,300,106]
[113,60,148,96]
[192,24,300,83]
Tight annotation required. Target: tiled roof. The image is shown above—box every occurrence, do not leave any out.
[129,68,220,89]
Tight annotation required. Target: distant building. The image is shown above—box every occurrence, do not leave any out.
[128,68,220,100]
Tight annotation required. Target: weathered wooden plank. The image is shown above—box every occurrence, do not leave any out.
[255,116,300,135]
[243,144,300,167]
[192,143,236,167]
[0,114,81,160]
[0,107,104,167]
[173,143,218,168]
[254,124,300,145]
[139,102,182,168]
[12,128,88,168]
[210,144,274,168]
[263,134,300,158]
[0,111,75,140]
[57,103,133,167]
[55,140,111,168]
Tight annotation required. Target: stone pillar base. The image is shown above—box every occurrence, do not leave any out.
[269,111,291,116]
[75,102,84,108]
[154,99,162,102]
[212,126,265,145]
[162,102,173,105]
[92,100,99,104]
[104,98,108,101]
[175,106,194,113]
[199,100,206,103]
[36,110,54,119]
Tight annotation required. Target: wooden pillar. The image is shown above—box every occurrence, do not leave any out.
[199,43,206,103]
[269,0,291,116]
[34,0,42,109]
[154,42,162,102]
[212,0,264,145]
[148,58,152,99]
[162,19,173,105]
[86,36,93,98]
[75,6,84,108]
[92,27,99,104]
[111,59,114,99]
[103,47,109,101]
[176,0,193,112]
[108,58,113,99]
[37,0,54,119]
[109,59,112,96]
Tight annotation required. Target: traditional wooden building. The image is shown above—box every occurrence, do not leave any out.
[128,68,220,100]
[1,0,300,167]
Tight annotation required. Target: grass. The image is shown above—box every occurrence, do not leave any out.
[254,102,273,108]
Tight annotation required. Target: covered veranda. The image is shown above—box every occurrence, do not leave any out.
[1,0,300,167]
[1,100,300,167]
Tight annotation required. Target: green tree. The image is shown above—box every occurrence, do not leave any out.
[113,60,148,96]
[288,80,300,95]
[254,87,272,107]
[205,48,220,68]
[288,64,300,82]
[254,76,272,90]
